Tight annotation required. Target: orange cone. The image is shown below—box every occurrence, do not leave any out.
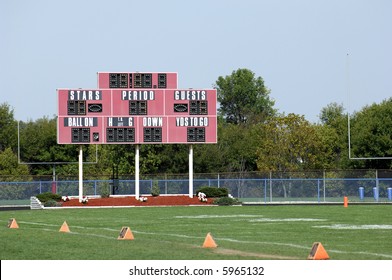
[307,242,329,260]
[202,232,218,248]
[343,196,348,208]
[59,221,70,233]
[118,227,134,240]
[8,218,19,229]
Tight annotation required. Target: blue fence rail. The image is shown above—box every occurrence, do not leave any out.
[1,177,392,205]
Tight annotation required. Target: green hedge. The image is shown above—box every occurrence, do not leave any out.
[213,197,241,206]
[196,186,228,198]
[44,199,63,207]
[36,192,62,203]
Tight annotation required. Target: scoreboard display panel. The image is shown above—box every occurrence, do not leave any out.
[57,72,217,145]
[111,89,165,116]
[57,89,112,116]
[58,116,104,143]
[164,89,214,116]
[97,72,178,89]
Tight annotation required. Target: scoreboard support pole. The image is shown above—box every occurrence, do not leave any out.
[78,145,83,202]
[135,144,140,200]
[189,145,193,198]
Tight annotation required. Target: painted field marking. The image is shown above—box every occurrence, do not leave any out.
[173,214,264,219]
[313,224,392,230]
[249,218,327,222]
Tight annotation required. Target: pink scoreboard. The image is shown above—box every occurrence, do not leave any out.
[57,72,217,144]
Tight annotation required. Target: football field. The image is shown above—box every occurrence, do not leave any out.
[1,205,391,260]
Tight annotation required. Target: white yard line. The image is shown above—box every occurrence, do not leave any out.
[249,218,327,222]
[313,224,392,230]
[173,214,265,219]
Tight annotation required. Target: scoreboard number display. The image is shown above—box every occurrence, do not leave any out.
[57,72,217,144]
[99,72,177,89]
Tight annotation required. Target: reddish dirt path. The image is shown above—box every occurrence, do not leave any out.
[62,196,214,207]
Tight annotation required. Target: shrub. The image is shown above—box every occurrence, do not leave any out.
[196,186,228,198]
[36,192,62,203]
[213,196,241,206]
[100,185,111,198]
[43,199,62,207]
[151,181,160,196]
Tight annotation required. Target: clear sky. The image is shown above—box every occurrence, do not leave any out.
[1,0,391,123]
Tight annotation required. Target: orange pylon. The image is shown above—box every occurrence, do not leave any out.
[202,232,218,248]
[307,242,330,260]
[8,218,19,229]
[118,227,134,240]
[59,221,70,233]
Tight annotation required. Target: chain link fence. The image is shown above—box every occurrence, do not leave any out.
[1,170,392,205]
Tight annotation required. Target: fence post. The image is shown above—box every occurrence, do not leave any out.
[264,178,267,204]
[317,179,320,203]
[323,170,326,202]
[269,171,272,202]
[237,179,240,198]
[375,170,379,202]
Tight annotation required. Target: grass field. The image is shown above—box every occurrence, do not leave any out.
[1,205,391,260]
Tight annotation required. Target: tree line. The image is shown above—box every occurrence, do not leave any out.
[1,68,392,180]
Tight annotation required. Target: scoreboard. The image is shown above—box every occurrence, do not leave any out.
[57,72,217,144]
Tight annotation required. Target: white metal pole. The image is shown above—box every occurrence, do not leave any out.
[189,144,193,198]
[346,53,353,159]
[78,145,83,202]
[17,121,21,163]
[52,165,56,194]
[135,144,140,200]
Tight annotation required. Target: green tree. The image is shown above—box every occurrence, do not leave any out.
[256,114,326,172]
[349,98,392,169]
[140,145,166,174]
[217,122,258,172]
[215,68,275,124]
[0,103,17,152]
[19,117,79,175]
[151,144,187,174]
[0,147,30,180]
[0,148,32,200]
[84,144,168,178]
[194,118,259,173]
[319,102,345,126]
[318,102,350,168]
[83,144,134,178]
